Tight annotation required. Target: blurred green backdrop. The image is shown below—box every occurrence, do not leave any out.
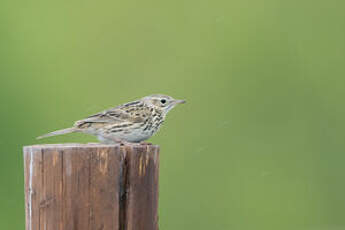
[1,0,345,229]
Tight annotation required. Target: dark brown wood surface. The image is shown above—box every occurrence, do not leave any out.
[23,144,159,230]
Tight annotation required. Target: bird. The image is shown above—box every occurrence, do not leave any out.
[37,94,186,144]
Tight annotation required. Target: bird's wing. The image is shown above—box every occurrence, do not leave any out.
[74,100,145,129]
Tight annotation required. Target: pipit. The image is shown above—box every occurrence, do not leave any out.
[37,94,186,144]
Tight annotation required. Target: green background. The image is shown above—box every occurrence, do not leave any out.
[1,0,345,229]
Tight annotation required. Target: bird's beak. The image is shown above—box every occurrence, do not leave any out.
[174,99,186,104]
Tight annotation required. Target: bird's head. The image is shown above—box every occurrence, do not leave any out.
[142,94,186,114]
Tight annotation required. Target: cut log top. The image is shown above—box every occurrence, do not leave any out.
[24,143,159,150]
[23,143,160,230]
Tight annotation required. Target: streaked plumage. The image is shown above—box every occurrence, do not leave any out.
[37,94,185,144]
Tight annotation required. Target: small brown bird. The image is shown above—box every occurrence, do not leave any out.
[37,94,186,144]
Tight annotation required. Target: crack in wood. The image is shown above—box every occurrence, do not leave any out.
[119,147,129,230]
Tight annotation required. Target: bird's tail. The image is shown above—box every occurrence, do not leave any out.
[37,127,77,139]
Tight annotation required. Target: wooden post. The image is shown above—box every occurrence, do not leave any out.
[23,144,159,230]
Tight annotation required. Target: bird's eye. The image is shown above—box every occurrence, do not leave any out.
[160,99,166,104]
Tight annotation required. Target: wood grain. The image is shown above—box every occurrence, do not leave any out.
[23,144,159,230]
